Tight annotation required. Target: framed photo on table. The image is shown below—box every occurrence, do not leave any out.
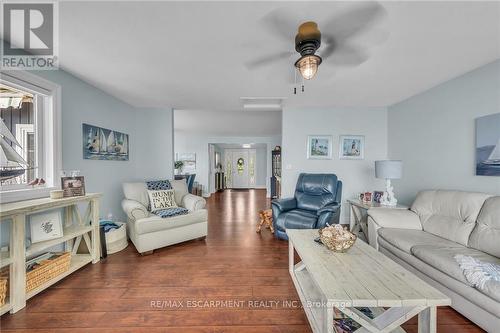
[339,135,365,160]
[373,191,384,203]
[307,135,333,159]
[61,176,86,197]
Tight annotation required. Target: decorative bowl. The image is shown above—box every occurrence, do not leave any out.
[319,224,357,252]
[50,190,64,199]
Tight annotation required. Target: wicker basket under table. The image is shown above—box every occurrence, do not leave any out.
[26,252,71,293]
[0,276,7,306]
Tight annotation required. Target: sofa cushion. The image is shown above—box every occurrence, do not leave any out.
[378,228,459,254]
[132,209,207,235]
[378,237,500,318]
[170,179,189,206]
[469,196,500,257]
[411,190,491,246]
[123,182,149,207]
[275,209,318,232]
[411,244,500,286]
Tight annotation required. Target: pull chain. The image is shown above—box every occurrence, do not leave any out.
[294,68,297,95]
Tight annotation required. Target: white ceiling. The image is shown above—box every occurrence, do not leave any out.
[58,1,500,110]
[174,109,282,136]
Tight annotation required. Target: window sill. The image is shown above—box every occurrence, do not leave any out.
[0,186,57,204]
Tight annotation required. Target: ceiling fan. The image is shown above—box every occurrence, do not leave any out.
[246,2,388,89]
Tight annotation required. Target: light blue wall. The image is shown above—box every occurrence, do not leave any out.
[28,70,174,220]
[134,108,174,182]
[1,69,174,249]
[281,108,388,224]
[32,70,135,220]
[255,146,267,187]
[388,60,500,204]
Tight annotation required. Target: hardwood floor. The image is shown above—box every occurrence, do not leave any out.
[0,189,484,332]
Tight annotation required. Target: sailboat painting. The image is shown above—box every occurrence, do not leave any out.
[476,113,500,176]
[83,123,129,161]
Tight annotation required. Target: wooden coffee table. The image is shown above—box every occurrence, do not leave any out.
[287,229,450,333]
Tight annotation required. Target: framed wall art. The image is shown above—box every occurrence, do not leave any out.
[339,135,365,160]
[476,113,500,176]
[29,211,63,243]
[307,135,333,159]
[83,123,129,161]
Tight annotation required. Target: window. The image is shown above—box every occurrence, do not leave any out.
[1,84,37,186]
[0,72,61,203]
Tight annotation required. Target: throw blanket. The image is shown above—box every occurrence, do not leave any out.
[455,254,500,302]
[146,180,188,218]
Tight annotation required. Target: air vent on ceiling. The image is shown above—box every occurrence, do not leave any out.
[240,97,285,112]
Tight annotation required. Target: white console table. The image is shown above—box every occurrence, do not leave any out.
[0,193,102,315]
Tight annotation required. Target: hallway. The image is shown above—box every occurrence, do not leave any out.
[0,190,482,332]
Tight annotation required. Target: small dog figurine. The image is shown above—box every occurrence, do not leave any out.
[257,209,274,234]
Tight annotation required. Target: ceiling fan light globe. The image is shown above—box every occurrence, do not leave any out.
[295,55,322,80]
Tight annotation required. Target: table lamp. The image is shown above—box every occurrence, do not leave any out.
[375,160,402,206]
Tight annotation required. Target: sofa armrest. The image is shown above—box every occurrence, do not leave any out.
[122,199,149,221]
[271,198,297,213]
[182,193,206,212]
[367,208,421,250]
[367,208,422,230]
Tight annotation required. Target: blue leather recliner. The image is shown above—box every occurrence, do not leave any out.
[272,173,342,240]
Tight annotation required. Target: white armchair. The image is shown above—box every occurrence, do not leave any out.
[367,208,422,249]
[121,179,207,254]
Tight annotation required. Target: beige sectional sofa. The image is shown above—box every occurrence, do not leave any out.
[121,179,207,254]
[368,190,499,332]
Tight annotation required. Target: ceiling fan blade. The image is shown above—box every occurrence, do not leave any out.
[260,7,301,41]
[245,51,293,70]
[326,43,370,67]
[319,36,336,59]
[322,2,387,42]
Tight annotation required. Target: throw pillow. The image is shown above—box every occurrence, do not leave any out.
[146,179,172,190]
[146,180,174,210]
[147,189,177,212]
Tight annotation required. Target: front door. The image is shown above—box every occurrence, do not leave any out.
[231,149,249,188]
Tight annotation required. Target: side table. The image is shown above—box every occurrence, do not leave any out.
[347,199,408,247]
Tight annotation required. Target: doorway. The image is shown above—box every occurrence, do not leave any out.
[206,143,267,194]
[224,148,257,189]
[231,149,249,188]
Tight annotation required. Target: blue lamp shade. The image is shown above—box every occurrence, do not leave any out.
[375,160,403,179]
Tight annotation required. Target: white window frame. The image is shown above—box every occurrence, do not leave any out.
[0,71,62,203]
[15,123,37,183]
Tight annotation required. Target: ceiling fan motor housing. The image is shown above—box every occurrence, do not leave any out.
[295,21,321,56]
[294,21,323,80]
